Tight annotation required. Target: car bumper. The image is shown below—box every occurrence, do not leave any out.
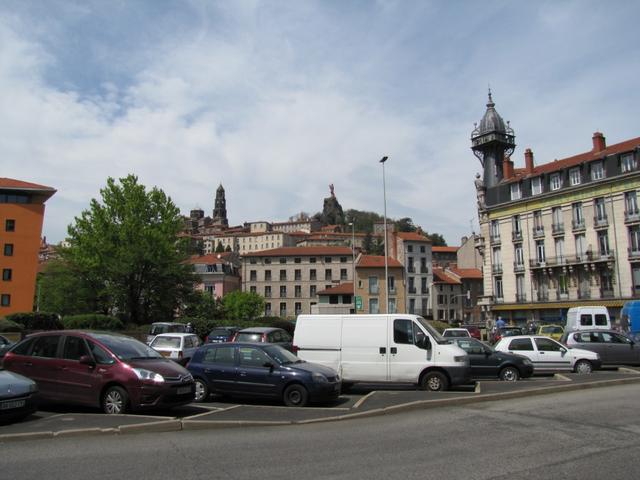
[131,382,195,410]
[0,393,38,422]
[446,365,472,386]
[307,381,342,403]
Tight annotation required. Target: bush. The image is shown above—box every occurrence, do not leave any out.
[0,318,23,333]
[174,317,213,339]
[62,314,124,331]
[6,312,63,331]
[426,319,449,333]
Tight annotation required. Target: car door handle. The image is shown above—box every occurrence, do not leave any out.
[239,371,247,377]
[539,352,545,354]
[390,347,398,354]
[379,347,386,354]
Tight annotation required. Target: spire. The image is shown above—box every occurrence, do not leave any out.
[487,87,494,108]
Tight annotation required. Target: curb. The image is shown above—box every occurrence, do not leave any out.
[2,375,640,442]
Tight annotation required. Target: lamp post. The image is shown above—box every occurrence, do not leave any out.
[380,156,389,314]
[348,222,356,313]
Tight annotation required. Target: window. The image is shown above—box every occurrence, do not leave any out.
[309,257,316,264]
[310,269,317,281]
[340,268,348,280]
[279,286,287,298]
[63,336,89,361]
[369,298,379,314]
[279,302,287,317]
[533,210,543,231]
[575,234,586,259]
[324,257,332,263]
[369,276,379,294]
[264,258,271,264]
[294,285,302,298]
[394,319,415,344]
[580,314,593,327]
[572,203,584,226]
[516,274,525,300]
[569,168,581,186]
[555,237,565,260]
[310,285,317,297]
[407,245,414,253]
[552,207,563,228]
[594,197,607,221]
[420,246,426,253]
[535,338,563,352]
[492,247,501,270]
[264,286,271,298]
[265,303,272,315]
[238,347,270,368]
[87,341,115,364]
[325,269,332,281]
[558,274,568,295]
[388,276,395,293]
[203,346,235,365]
[294,269,301,281]
[494,276,503,300]
[249,286,257,294]
[629,226,640,253]
[625,191,639,214]
[388,298,397,314]
[550,173,562,191]
[1,294,10,306]
[249,258,257,264]
[265,270,272,281]
[512,215,521,235]
[295,302,302,315]
[2,269,11,281]
[249,270,257,281]
[294,257,301,264]
[279,270,286,281]
[4,244,13,256]
[508,338,533,351]
[622,153,637,173]
[340,257,348,263]
[204,285,214,295]
[31,335,61,358]
[531,177,542,195]
[510,182,521,200]
[279,257,286,264]
[490,220,500,241]
[597,230,610,256]
[591,161,604,180]
[5,219,15,232]
[536,240,546,262]
[514,244,524,266]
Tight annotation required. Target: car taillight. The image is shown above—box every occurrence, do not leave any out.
[204,336,209,343]
[292,345,299,354]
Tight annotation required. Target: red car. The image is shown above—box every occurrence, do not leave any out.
[3,331,195,414]
[462,325,482,340]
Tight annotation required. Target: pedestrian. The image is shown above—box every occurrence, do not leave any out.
[186,322,194,333]
[495,316,506,329]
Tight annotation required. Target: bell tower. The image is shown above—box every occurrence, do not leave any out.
[212,184,229,228]
[471,91,516,189]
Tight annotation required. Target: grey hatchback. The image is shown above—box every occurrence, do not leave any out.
[561,330,640,365]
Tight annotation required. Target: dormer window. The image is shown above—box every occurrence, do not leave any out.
[591,161,604,180]
[622,153,637,173]
[531,177,542,195]
[550,173,562,191]
[570,168,581,186]
[510,182,521,200]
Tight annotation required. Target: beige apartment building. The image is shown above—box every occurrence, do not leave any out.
[242,246,354,318]
[390,232,432,316]
[354,255,406,314]
[203,231,296,255]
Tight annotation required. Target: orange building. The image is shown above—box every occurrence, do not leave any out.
[0,178,56,315]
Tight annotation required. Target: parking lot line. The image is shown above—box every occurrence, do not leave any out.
[619,367,640,374]
[353,391,376,409]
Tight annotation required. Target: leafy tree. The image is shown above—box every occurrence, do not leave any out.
[181,290,222,320]
[425,232,447,246]
[221,291,265,321]
[215,241,225,253]
[396,217,417,232]
[64,175,194,325]
[362,231,374,253]
[344,209,383,233]
[372,236,385,256]
[225,245,232,252]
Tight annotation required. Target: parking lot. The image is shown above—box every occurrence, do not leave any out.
[2,367,640,441]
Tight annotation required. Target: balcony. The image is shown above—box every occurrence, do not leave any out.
[572,219,586,232]
[529,252,615,269]
[420,266,429,274]
[369,286,379,295]
[529,258,546,268]
[408,287,417,294]
[552,223,565,235]
[600,288,615,298]
[578,290,591,299]
[513,261,525,273]
[421,287,429,294]
[629,248,640,260]
[492,264,503,274]
[490,234,501,245]
[536,292,550,302]
[625,209,640,224]
[407,266,416,273]
[532,227,545,239]
[593,215,609,229]
[512,230,523,242]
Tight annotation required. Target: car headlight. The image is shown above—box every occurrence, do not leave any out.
[312,372,329,383]
[29,382,38,393]
[454,355,467,363]
[131,367,165,383]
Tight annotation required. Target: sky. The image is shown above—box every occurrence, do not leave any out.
[2,0,639,246]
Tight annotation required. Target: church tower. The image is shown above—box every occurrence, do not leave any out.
[212,184,229,228]
[471,91,516,189]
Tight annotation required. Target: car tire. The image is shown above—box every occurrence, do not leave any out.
[283,384,309,407]
[102,386,129,414]
[574,360,593,374]
[194,378,209,402]
[419,371,449,392]
[499,366,520,382]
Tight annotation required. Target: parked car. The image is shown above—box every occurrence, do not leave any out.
[560,330,640,366]
[461,325,482,340]
[0,368,38,423]
[537,324,565,341]
[188,343,341,407]
[205,327,240,343]
[3,331,195,414]
[494,335,601,373]
[566,306,611,332]
[232,327,293,352]
[0,334,15,357]
[150,333,201,365]
[449,337,534,381]
[442,328,471,338]
[489,326,524,344]
[146,322,187,345]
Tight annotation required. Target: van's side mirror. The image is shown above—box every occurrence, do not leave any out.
[79,355,95,366]
[417,337,431,350]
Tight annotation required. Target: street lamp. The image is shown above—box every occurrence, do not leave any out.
[348,222,356,313]
[380,155,389,314]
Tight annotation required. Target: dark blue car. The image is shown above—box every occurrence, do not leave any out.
[187,343,341,407]
[205,327,240,343]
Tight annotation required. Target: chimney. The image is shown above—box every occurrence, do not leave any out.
[503,156,514,179]
[524,149,534,174]
[592,132,606,152]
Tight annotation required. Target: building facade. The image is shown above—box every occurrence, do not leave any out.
[188,253,241,300]
[354,255,406,314]
[391,232,432,316]
[473,93,640,326]
[0,178,56,315]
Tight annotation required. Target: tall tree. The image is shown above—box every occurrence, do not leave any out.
[64,175,194,324]
[221,291,265,320]
[396,217,417,232]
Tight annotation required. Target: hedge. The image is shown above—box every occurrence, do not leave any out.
[0,318,23,333]
[62,314,124,331]
[6,312,63,331]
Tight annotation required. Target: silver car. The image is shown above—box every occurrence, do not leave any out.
[0,368,38,423]
[561,330,640,366]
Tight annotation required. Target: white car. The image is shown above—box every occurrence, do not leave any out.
[150,333,201,365]
[442,328,471,338]
[494,335,601,373]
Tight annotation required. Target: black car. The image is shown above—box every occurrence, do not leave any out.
[205,327,240,343]
[188,342,341,407]
[449,337,534,381]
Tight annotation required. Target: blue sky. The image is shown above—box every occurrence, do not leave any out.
[2,0,639,245]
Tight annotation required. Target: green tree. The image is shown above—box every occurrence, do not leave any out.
[224,245,232,252]
[221,291,265,320]
[64,174,194,325]
[215,241,225,253]
[362,231,374,253]
[426,232,447,246]
[396,217,417,232]
[181,290,222,320]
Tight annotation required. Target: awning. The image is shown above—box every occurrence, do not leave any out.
[491,299,626,311]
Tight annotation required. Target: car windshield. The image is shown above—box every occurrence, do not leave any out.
[90,333,163,360]
[263,345,302,365]
[236,332,263,342]
[151,336,181,349]
[415,317,447,344]
[210,328,233,336]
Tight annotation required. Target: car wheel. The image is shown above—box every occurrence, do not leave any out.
[194,378,209,402]
[283,384,309,407]
[499,366,520,382]
[574,360,593,374]
[419,371,449,392]
[102,386,129,414]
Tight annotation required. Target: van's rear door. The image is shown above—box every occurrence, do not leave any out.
[341,316,388,381]
[388,318,429,382]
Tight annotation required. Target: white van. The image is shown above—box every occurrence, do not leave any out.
[566,306,611,332]
[293,314,470,391]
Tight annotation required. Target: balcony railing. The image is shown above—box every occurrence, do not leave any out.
[420,266,429,274]
[512,230,523,242]
[625,209,640,224]
[421,287,429,294]
[536,293,549,302]
[513,261,525,272]
[572,219,586,231]
[408,287,417,294]
[515,294,527,302]
[578,290,591,299]
[529,252,615,268]
[552,223,565,235]
[600,289,615,298]
[490,234,501,245]
[407,266,415,273]
[532,227,545,239]
[629,248,640,260]
[493,264,503,274]
[593,215,609,228]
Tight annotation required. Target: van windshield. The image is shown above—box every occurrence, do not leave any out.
[416,317,448,344]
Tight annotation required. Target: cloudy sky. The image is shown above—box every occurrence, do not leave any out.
[2,0,639,245]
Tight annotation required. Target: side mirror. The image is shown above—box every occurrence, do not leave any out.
[263,361,274,371]
[417,337,431,350]
[79,355,95,366]
[559,347,567,355]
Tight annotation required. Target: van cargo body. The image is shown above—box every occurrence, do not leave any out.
[621,301,640,334]
[293,314,470,391]
[566,307,611,332]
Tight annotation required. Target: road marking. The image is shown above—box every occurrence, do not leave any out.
[554,373,572,381]
[353,391,376,409]
[618,367,640,374]
[475,382,481,393]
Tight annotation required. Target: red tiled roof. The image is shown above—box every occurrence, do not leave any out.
[317,282,354,295]
[395,232,431,242]
[187,252,234,264]
[508,135,640,182]
[432,246,458,253]
[0,177,56,192]
[448,267,483,279]
[243,246,353,257]
[433,268,461,284]
[357,255,403,268]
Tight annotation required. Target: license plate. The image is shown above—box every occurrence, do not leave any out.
[0,399,26,410]
[176,386,191,395]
